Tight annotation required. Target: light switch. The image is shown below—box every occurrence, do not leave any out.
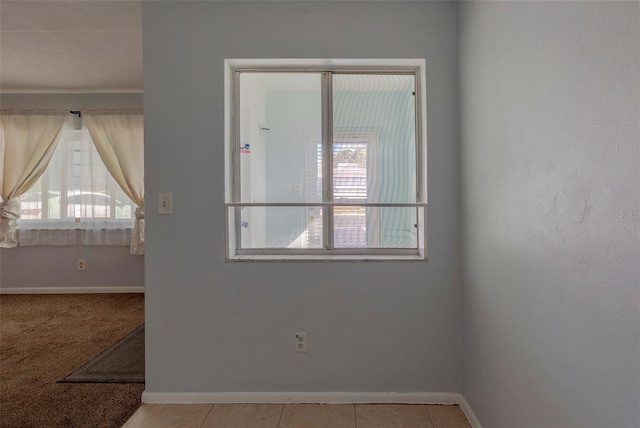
[158,192,173,215]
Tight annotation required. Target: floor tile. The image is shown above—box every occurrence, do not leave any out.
[426,405,471,428]
[201,403,283,428]
[279,404,356,428]
[356,404,434,428]
[122,404,213,428]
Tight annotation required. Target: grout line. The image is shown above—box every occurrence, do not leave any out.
[353,404,358,428]
[198,403,215,428]
[277,403,286,428]
[425,404,438,428]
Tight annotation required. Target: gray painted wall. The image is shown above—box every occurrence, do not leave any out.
[459,2,640,427]
[143,1,460,393]
[0,93,144,289]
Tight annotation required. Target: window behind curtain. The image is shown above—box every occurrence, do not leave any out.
[17,125,135,230]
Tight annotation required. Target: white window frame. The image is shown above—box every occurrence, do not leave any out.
[224,59,428,261]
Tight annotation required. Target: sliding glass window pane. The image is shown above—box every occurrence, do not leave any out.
[332,74,416,204]
[239,73,322,205]
[240,206,323,249]
[333,205,366,248]
[333,206,418,249]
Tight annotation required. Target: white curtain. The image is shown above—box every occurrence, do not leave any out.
[82,228,131,246]
[0,112,71,248]
[84,113,144,255]
[18,229,76,247]
[16,125,136,244]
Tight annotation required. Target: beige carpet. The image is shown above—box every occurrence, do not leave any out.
[0,293,145,428]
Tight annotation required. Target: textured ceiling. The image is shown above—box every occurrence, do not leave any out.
[0,0,142,92]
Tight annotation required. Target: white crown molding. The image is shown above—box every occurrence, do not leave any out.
[0,286,144,294]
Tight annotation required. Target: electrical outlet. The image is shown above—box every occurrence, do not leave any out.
[77,259,86,271]
[295,332,307,353]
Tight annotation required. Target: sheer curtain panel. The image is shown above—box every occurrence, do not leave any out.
[0,112,71,248]
[84,112,144,255]
[16,125,136,239]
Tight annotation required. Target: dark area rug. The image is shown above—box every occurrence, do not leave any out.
[60,324,144,383]
[0,293,145,428]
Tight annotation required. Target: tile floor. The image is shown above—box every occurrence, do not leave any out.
[123,403,471,428]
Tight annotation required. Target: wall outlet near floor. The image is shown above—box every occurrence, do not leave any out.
[295,332,307,353]
[77,259,86,271]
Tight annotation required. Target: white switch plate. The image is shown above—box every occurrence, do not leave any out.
[158,192,173,215]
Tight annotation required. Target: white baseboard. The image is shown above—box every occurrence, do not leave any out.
[0,286,144,294]
[141,391,461,405]
[459,395,483,428]
[141,391,481,426]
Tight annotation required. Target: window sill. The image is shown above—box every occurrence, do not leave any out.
[17,227,133,231]
[17,220,134,230]
[15,228,133,247]
[226,254,427,262]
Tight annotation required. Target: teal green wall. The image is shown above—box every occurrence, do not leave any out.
[334,90,416,247]
[264,89,416,248]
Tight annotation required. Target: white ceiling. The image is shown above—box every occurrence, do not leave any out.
[0,0,143,92]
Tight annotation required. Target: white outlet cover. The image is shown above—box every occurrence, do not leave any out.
[295,332,307,353]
